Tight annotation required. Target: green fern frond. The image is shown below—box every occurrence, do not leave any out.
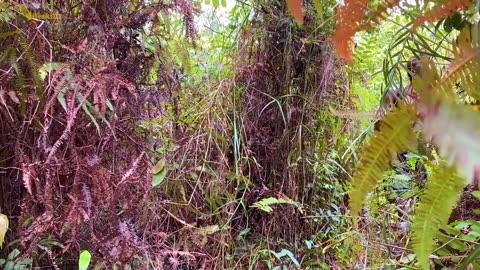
[411,163,464,270]
[251,196,302,213]
[440,25,480,100]
[349,104,417,222]
[17,33,45,108]
[412,25,480,103]
[5,46,28,114]
[0,33,44,115]
[414,26,480,102]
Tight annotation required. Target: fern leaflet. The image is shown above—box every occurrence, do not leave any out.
[411,163,464,270]
[349,103,417,222]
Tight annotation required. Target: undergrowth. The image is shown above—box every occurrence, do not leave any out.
[1,0,479,269]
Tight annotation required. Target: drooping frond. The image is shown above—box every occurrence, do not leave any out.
[413,37,480,184]
[331,0,401,62]
[421,98,480,184]
[17,33,44,105]
[349,104,417,222]
[412,26,480,102]
[362,0,401,29]
[330,0,369,63]
[411,163,464,270]
[414,0,471,27]
[414,26,480,100]
[444,25,480,100]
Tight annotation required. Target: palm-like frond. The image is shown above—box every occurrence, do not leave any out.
[349,104,417,222]
[411,164,464,270]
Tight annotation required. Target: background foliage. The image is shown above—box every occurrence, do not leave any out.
[1,0,480,269]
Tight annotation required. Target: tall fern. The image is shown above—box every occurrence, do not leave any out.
[411,163,464,270]
[444,24,480,100]
[349,103,417,222]
[413,27,480,184]
[407,25,480,269]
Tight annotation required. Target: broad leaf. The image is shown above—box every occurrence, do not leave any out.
[79,250,91,270]
[471,191,480,201]
[152,168,168,187]
[0,213,8,248]
[152,159,166,175]
[152,158,168,187]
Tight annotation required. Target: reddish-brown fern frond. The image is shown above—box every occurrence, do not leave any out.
[363,0,402,29]
[414,0,471,27]
[331,0,370,63]
[331,0,404,62]
[43,65,70,118]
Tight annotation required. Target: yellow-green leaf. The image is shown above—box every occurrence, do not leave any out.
[152,168,168,187]
[79,250,92,270]
[312,0,323,20]
[196,225,221,235]
[0,213,8,248]
[152,159,166,175]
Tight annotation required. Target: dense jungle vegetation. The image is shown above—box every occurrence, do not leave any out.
[2,0,480,269]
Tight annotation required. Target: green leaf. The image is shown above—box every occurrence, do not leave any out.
[271,249,300,267]
[212,0,219,8]
[312,0,323,20]
[38,62,62,81]
[79,250,92,270]
[152,159,166,175]
[8,249,19,261]
[4,261,14,270]
[152,167,168,187]
[18,258,31,265]
[471,191,480,201]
